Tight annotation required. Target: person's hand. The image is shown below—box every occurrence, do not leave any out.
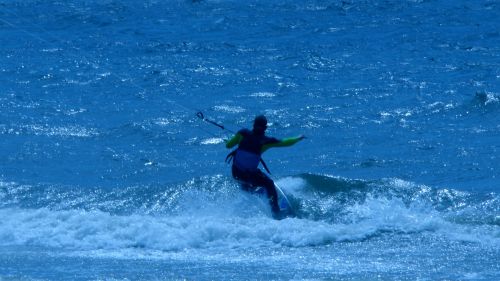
[298,134,306,141]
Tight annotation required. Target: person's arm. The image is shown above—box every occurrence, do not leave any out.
[226,133,243,149]
[261,135,305,152]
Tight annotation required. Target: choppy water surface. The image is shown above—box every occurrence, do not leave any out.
[0,0,499,280]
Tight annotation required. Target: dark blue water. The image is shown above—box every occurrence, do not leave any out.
[1,0,499,280]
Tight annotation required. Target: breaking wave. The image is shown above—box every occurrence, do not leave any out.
[0,174,498,252]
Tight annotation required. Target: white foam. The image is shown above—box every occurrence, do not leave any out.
[152,117,181,126]
[23,124,99,138]
[346,195,443,234]
[484,92,499,105]
[200,137,225,145]
[213,105,245,113]
[276,176,307,194]
[249,92,276,98]
[1,178,498,256]
[3,199,496,254]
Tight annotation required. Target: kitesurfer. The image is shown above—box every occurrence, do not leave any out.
[225,115,305,217]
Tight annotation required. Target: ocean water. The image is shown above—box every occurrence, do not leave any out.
[0,0,499,280]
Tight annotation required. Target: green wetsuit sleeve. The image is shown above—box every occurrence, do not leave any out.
[261,136,303,152]
[226,133,243,148]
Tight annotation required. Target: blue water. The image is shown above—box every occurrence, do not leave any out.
[1,0,499,280]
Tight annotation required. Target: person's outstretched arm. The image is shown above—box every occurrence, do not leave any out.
[262,135,305,152]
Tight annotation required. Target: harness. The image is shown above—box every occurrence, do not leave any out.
[225,149,272,174]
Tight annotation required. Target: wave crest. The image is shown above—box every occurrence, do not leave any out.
[0,174,498,251]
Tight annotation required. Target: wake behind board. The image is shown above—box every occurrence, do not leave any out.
[255,183,294,218]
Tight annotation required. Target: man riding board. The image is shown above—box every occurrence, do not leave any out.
[225,115,305,217]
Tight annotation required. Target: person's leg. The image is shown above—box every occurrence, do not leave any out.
[254,170,280,214]
[232,165,256,192]
[232,166,280,214]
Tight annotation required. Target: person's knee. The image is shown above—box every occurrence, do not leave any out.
[264,182,277,195]
[257,173,273,187]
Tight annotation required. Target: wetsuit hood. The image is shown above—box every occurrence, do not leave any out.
[253,115,267,135]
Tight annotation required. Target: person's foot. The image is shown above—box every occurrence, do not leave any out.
[272,211,284,220]
[271,207,284,220]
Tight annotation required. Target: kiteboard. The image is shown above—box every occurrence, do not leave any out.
[255,183,294,218]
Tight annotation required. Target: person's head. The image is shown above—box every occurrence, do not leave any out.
[253,115,268,135]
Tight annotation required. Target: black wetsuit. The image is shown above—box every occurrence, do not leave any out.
[228,129,280,214]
